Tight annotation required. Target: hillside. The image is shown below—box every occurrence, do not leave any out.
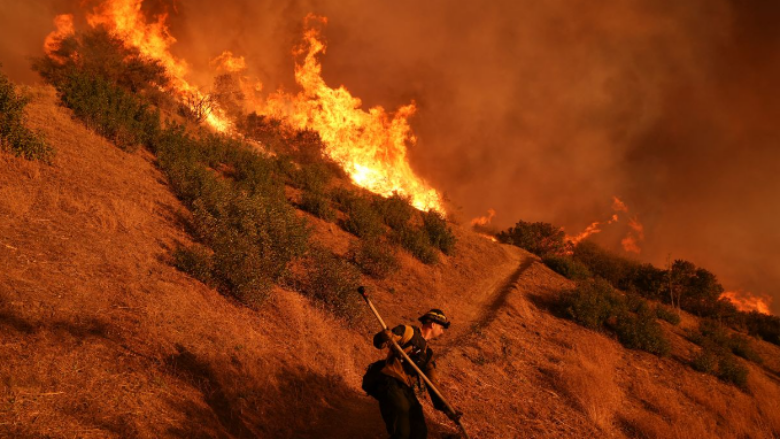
[2,87,780,438]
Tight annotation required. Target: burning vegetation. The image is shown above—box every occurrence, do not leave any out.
[42,1,443,213]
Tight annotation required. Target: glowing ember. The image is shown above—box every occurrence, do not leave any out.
[260,15,445,213]
[44,14,75,62]
[721,291,773,315]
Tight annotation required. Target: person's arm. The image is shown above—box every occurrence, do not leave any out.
[373,324,407,349]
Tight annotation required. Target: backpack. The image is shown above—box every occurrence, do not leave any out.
[361,359,387,398]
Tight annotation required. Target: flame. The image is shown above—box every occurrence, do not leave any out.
[721,291,773,315]
[566,221,603,246]
[211,51,247,73]
[84,0,232,132]
[260,15,445,213]
[44,14,75,62]
[612,196,629,213]
[621,217,644,254]
[565,196,645,252]
[471,208,496,227]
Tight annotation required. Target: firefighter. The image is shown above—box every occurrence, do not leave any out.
[370,309,461,439]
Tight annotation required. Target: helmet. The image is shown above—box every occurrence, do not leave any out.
[418,309,450,329]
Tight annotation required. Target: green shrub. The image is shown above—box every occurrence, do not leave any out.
[717,354,749,389]
[303,248,364,322]
[542,254,592,280]
[173,244,213,285]
[300,191,336,221]
[349,238,400,279]
[189,187,310,306]
[292,161,334,193]
[691,349,718,374]
[497,220,565,256]
[395,227,438,265]
[33,27,169,98]
[0,68,54,162]
[374,193,414,230]
[729,334,762,364]
[58,71,160,151]
[655,305,681,326]
[560,278,625,330]
[341,196,384,239]
[422,210,456,255]
[614,303,671,356]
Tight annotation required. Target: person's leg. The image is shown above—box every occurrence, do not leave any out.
[378,379,412,439]
[408,390,428,439]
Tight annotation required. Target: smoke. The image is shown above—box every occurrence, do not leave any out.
[1,0,779,313]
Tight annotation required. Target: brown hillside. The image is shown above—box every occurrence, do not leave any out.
[2,87,780,439]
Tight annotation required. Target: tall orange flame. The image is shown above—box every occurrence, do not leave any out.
[721,291,773,315]
[260,15,445,213]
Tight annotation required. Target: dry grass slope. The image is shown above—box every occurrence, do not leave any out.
[1,87,779,439]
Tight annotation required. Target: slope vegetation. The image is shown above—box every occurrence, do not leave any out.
[2,87,780,439]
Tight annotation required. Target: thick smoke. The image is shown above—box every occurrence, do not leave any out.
[1,0,778,312]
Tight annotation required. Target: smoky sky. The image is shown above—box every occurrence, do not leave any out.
[1,0,779,312]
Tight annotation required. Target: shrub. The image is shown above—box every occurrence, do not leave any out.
[717,354,749,389]
[614,303,671,357]
[729,334,762,364]
[173,244,213,285]
[0,68,54,162]
[33,27,169,97]
[655,305,681,326]
[691,349,718,374]
[422,210,456,255]
[349,238,400,279]
[395,227,438,265]
[300,191,336,221]
[374,193,414,230]
[572,241,640,291]
[303,248,364,322]
[742,311,780,346]
[329,186,359,211]
[542,254,592,280]
[560,278,625,330]
[57,71,160,151]
[497,220,566,256]
[190,187,310,306]
[292,161,335,193]
[341,196,384,239]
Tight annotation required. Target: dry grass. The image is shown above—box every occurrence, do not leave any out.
[2,86,780,438]
[551,336,623,435]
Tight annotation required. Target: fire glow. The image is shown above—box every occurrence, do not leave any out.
[260,15,445,213]
[721,291,773,315]
[45,3,445,213]
[565,196,645,253]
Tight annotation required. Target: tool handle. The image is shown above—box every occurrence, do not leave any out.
[357,286,471,439]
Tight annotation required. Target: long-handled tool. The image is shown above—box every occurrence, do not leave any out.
[358,286,471,439]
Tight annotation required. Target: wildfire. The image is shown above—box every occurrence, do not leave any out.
[45,4,444,212]
[721,291,773,315]
[260,15,445,213]
[44,14,75,62]
[565,196,645,253]
[471,209,496,227]
[82,0,232,132]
